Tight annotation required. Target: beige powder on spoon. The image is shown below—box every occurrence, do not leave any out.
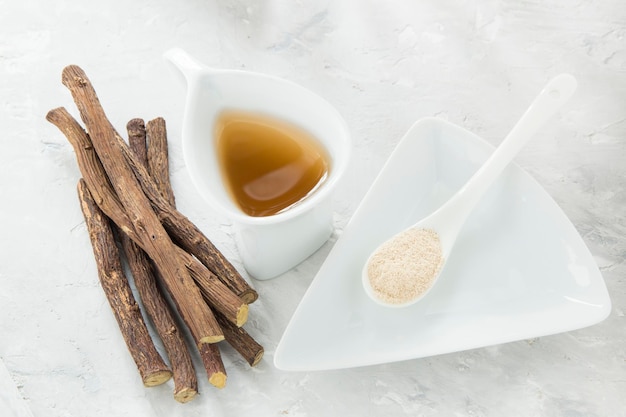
[367,228,444,305]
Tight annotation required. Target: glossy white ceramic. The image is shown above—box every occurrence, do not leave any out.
[362,74,578,307]
[274,117,611,371]
[164,48,351,280]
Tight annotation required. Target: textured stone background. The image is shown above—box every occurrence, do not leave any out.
[1,0,625,416]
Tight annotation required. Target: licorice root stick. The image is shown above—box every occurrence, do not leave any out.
[215,313,264,367]
[146,117,176,208]
[199,342,227,389]
[145,118,228,387]
[121,119,198,403]
[77,179,172,387]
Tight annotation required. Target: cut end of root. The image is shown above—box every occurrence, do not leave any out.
[236,304,249,327]
[240,289,259,304]
[200,335,225,344]
[251,349,264,367]
[174,387,198,403]
[209,372,227,389]
[143,370,173,387]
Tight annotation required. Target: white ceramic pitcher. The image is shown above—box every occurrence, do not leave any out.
[164,48,351,280]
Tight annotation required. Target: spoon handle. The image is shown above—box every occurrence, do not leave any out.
[446,74,577,222]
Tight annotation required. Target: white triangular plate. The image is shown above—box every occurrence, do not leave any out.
[274,117,611,371]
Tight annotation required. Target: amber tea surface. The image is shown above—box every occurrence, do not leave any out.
[215,110,330,217]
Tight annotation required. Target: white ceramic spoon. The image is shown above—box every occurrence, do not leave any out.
[362,73,578,307]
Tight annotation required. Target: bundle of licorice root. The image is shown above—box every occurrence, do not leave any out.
[46,65,263,403]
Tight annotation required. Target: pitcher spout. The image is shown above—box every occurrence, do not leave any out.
[163,48,207,86]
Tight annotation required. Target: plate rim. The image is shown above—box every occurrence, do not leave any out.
[274,117,611,371]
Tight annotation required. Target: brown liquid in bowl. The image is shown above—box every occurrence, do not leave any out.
[215,110,330,217]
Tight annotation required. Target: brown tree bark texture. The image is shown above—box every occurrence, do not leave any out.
[77,179,172,387]
[60,65,223,345]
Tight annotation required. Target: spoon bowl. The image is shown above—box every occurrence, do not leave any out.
[362,73,578,307]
